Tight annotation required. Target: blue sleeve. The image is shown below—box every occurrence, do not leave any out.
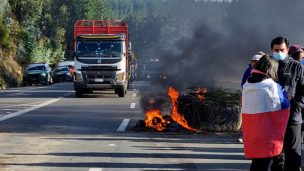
[277,83,290,109]
[241,67,252,88]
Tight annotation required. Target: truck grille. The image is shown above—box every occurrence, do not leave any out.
[81,66,119,71]
[82,68,115,84]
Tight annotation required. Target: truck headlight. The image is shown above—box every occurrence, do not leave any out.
[116,72,125,81]
[40,73,46,77]
[75,72,83,81]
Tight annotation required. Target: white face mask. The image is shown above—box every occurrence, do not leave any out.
[273,52,287,61]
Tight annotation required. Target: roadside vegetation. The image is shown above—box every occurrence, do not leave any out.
[0,0,154,88]
[0,0,232,88]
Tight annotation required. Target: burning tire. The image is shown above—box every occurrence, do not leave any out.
[140,86,241,133]
[178,88,242,132]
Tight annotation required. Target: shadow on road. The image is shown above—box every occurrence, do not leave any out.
[0,162,248,170]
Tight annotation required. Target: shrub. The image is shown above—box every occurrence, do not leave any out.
[0,16,9,46]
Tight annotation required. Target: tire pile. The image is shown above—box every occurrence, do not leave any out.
[177,88,242,132]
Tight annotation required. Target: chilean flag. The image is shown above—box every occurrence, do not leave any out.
[242,78,290,159]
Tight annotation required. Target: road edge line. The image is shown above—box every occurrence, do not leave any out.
[0,98,61,122]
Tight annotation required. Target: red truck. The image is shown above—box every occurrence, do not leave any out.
[73,20,132,97]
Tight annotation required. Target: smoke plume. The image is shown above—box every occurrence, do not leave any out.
[143,0,304,90]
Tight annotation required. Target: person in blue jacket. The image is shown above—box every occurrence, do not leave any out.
[241,51,265,88]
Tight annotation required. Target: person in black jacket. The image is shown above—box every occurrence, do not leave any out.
[289,44,304,147]
[270,37,304,171]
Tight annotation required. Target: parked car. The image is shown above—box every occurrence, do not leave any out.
[23,63,53,86]
[53,66,73,83]
[58,61,75,77]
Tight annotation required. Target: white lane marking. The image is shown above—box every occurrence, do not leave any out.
[109,144,116,147]
[117,119,130,132]
[88,168,102,171]
[3,109,18,111]
[2,101,48,107]
[1,90,73,93]
[0,90,20,92]
[130,103,136,109]
[133,93,136,97]
[0,98,61,122]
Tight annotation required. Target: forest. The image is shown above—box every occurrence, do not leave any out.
[0,0,303,89]
[0,0,159,88]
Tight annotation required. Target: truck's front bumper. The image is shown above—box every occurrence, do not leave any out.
[74,80,125,90]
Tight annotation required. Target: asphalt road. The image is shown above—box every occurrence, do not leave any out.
[0,82,250,171]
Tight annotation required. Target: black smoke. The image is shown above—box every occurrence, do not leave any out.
[145,0,304,90]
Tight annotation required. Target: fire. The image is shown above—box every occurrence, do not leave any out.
[145,86,201,132]
[145,109,166,131]
[196,88,207,101]
[168,86,197,132]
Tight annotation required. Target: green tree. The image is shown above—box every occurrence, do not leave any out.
[0,0,10,15]
[86,0,113,20]
[0,16,9,46]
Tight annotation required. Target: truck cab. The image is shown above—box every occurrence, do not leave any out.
[73,20,129,97]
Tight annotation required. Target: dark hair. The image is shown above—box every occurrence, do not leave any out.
[291,51,302,61]
[271,36,289,49]
[254,54,278,80]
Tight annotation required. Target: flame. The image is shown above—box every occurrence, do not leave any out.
[145,109,166,131]
[196,88,207,101]
[168,86,197,132]
[144,86,200,132]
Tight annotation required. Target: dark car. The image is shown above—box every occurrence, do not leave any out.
[53,66,73,83]
[23,63,53,86]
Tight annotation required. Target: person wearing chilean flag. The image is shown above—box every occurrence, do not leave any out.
[242,54,290,171]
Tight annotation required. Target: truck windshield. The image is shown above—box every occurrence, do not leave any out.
[77,40,122,57]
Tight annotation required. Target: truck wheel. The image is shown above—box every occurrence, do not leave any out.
[117,86,125,98]
[83,89,92,94]
[75,89,83,97]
